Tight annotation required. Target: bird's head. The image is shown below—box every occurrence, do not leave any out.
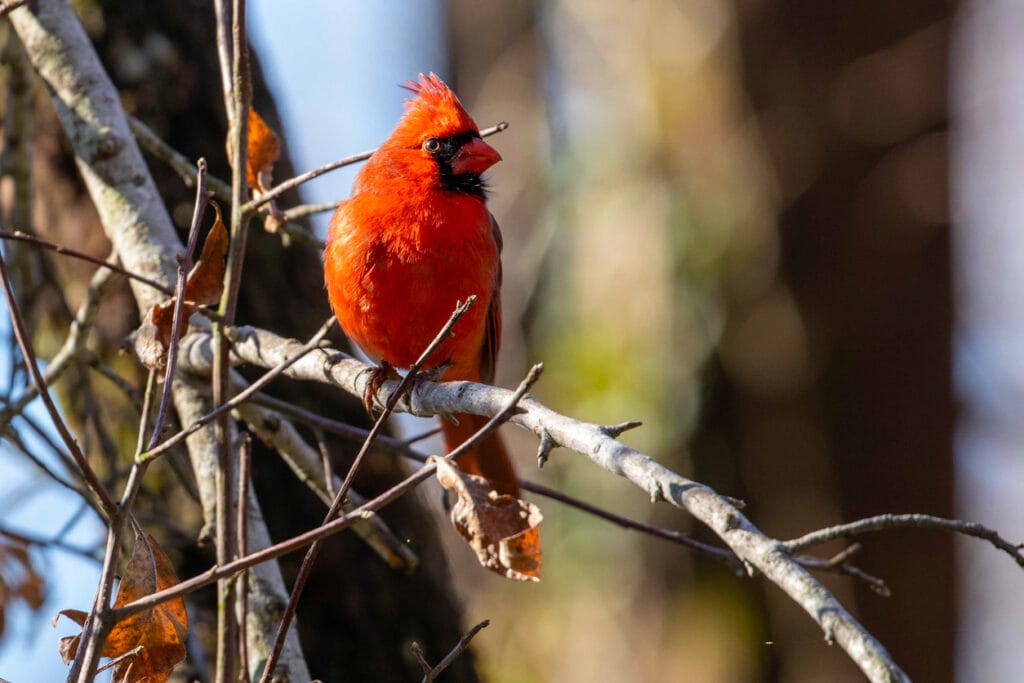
[382,73,501,196]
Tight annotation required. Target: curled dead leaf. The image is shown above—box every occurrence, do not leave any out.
[54,532,188,682]
[182,202,228,307]
[53,609,89,665]
[433,457,542,581]
[132,205,228,374]
[246,107,280,194]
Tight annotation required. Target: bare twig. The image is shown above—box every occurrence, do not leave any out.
[129,117,232,201]
[0,524,101,562]
[416,619,489,683]
[94,645,144,676]
[785,514,1024,568]
[0,251,117,521]
[237,434,252,683]
[0,231,173,297]
[795,545,891,597]
[243,121,509,214]
[0,429,84,501]
[154,159,211,440]
[520,479,739,569]
[281,201,340,221]
[212,2,252,677]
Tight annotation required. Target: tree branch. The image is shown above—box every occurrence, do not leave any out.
[785,514,1024,567]
[175,325,920,681]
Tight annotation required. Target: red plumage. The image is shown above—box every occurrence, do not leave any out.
[324,73,518,495]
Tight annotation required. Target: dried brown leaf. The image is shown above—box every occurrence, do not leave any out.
[53,533,187,681]
[246,107,280,193]
[182,202,228,307]
[106,531,188,682]
[53,609,89,665]
[133,204,227,373]
[133,307,169,374]
[434,457,542,581]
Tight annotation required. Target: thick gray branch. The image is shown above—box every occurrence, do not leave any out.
[10,0,177,311]
[178,326,908,682]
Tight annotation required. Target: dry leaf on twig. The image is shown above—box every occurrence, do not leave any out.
[243,107,287,232]
[434,457,542,582]
[245,107,280,195]
[54,531,188,682]
[134,205,228,373]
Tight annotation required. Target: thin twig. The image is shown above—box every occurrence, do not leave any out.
[129,117,232,201]
[281,201,340,221]
[0,525,101,562]
[520,479,739,569]
[237,433,252,683]
[795,546,891,597]
[418,619,490,683]
[0,231,173,296]
[784,513,1024,568]
[212,2,252,677]
[153,159,211,442]
[94,645,144,675]
[1,425,86,500]
[0,251,117,520]
[243,121,509,214]
[258,297,478,682]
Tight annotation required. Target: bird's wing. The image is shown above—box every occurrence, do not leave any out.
[479,212,503,384]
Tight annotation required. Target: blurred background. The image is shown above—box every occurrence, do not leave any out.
[1,0,1022,681]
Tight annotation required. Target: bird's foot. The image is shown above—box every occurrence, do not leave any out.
[362,361,398,419]
[362,361,450,420]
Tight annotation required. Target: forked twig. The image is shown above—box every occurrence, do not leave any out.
[413,619,490,683]
[785,513,1024,568]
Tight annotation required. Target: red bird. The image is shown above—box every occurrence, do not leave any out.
[324,73,519,496]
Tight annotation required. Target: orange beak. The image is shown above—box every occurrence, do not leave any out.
[451,138,501,175]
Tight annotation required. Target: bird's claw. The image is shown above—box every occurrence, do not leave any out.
[362,361,397,419]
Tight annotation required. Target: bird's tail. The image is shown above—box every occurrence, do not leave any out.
[441,414,520,497]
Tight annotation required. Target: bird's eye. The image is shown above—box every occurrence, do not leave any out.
[423,138,442,153]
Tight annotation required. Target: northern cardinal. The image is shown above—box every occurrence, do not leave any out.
[324,73,519,496]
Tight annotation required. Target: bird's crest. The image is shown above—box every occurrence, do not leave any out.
[389,73,479,145]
